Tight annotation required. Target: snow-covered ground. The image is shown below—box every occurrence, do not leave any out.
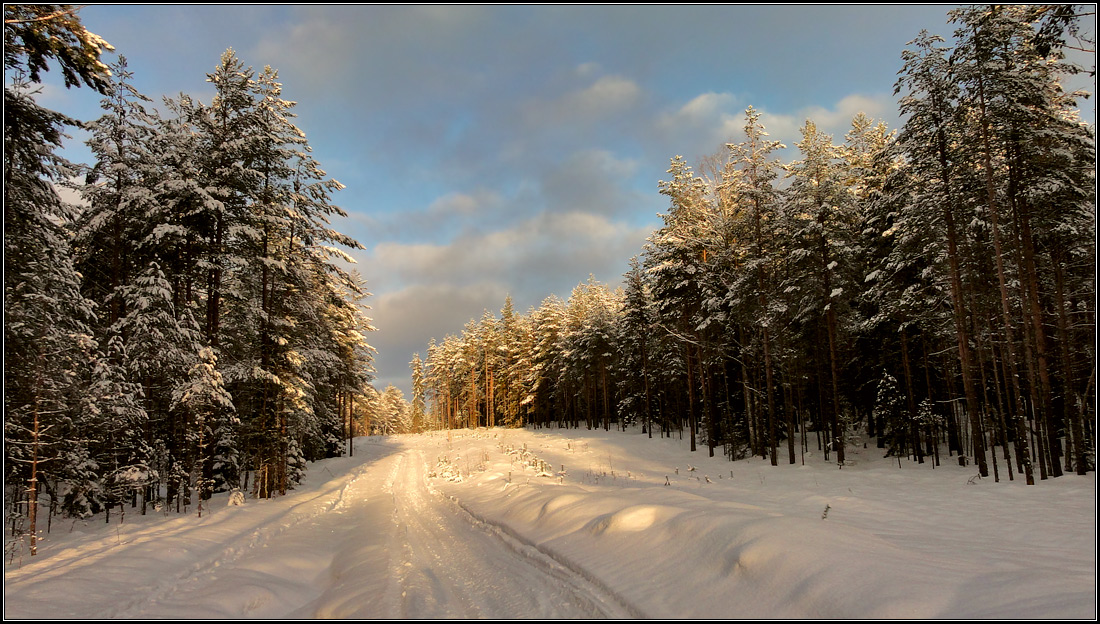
[5,426,1095,619]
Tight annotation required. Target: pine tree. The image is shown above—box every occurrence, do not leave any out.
[115,264,204,511]
[497,296,523,428]
[374,385,410,435]
[860,121,947,461]
[872,371,907,458]
[782,119,858,466]
[410,353,428,432]
[75,56,160,331]
[726,106,788,464]
[617,257,657,437]
[171,347,236,516]
[646,156,713,451]
[83,333,152,520]
[894,31,991,474]
[949,4,1095,478]
[3,5,114,92]
[528,296,568,429]
[4,4,113,555]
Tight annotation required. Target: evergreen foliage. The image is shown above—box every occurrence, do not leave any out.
[4,6,376,549]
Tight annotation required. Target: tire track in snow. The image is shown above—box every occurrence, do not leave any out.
[382,447,642,619]
[440,492,645,619]
[109,456,381,618]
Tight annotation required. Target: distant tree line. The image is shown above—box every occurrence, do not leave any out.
[417,6,1095,483]
[5,5,376,556]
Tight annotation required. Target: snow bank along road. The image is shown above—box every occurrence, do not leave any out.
[4,427,1096,619]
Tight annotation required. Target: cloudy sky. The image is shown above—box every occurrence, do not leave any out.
[36,5,1093,394]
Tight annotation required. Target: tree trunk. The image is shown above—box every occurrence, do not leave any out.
[641,337,653,439]
[900,330,923,464]
[937,127,986,476]
[685,344,697,452]
[1018,201,1061,477]
[1052,250,1088,475]
[27,362,42,556]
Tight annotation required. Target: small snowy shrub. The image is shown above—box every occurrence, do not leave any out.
[227,488,245,506]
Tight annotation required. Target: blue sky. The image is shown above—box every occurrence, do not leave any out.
[31,5,1094,395]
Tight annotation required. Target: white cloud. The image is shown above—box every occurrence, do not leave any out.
[368,209,647,295]
[651,90,899,166]
[758,93,896,148]
[427,189,501,217]
[652,92,746,161]
[252,6,497,110]
[672,92,738,126]
[429,194,478,216]
[524,74,642,127]
[575,62,601,78]
[573,76,642,114]
[253,14,354,89]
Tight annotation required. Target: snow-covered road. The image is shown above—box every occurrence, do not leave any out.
[5,428,1096,619]
[315,448,636,619]
[4,438,636,619]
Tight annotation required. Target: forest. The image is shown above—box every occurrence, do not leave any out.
[3,4,1095,563]
[412,5,1096,485]
[5,6,376,554]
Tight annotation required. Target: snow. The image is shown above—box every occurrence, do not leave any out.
[5,427,1095,619]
